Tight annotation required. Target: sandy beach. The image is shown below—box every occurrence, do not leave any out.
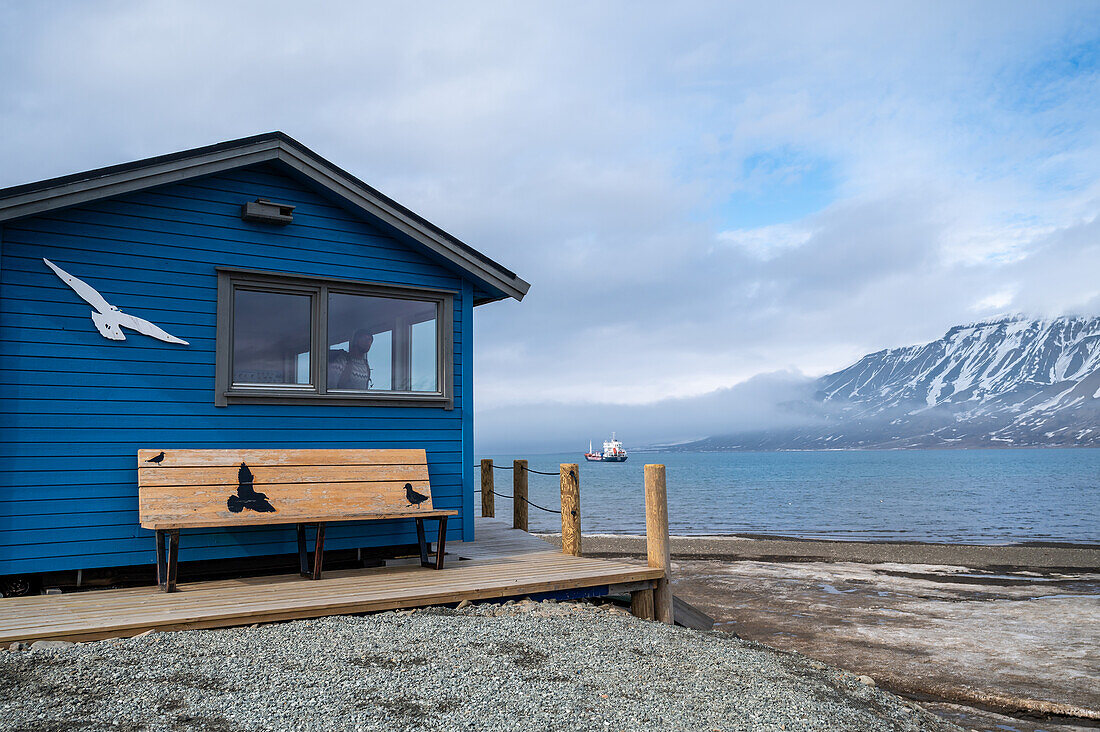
[542,534,1100,732]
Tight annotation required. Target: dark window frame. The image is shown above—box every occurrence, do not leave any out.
[215,267,454,409]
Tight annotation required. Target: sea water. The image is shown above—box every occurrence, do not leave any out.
[478,448,1100,543]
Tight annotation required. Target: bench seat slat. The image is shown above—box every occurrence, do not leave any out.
[139,464,429,488]
[141,509,459,530]
[137,448,430,469]
[139,480,435,519]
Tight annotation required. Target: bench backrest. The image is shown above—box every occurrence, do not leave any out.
[138,448,435,529]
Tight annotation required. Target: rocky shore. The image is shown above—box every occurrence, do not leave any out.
[2,599,960,732]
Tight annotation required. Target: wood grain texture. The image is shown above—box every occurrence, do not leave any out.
[138,448,446,529]
[513,459,528,532]
[448,517,555,560]
[0,550,666,644]
[139,464,429,487]
[138,448,430,468]
[560,463,581,557]
[630,587,655,621]
[644,464,673,625]
[480,459,494,518]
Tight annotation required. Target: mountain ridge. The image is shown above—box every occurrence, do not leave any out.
[682,315,1100,451]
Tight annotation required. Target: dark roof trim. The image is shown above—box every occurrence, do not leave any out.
[0,132,529,302]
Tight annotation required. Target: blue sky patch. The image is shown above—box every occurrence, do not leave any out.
[717,148,838,230]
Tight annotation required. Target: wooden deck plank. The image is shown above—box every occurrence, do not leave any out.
[0,557,660,623]
[0,552,632,619]
[0,555,631,622]
[0,550,663,643]
[449,518,556,559]
[1,563,653,624]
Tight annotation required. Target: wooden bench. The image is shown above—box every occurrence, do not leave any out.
[137,448,457,592]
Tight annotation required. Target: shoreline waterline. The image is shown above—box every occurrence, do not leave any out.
[537,532,1100,570]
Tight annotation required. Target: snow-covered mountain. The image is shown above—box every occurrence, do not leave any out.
[688,315,1100,450]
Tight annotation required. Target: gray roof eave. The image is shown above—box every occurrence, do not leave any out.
[0,133,529,302]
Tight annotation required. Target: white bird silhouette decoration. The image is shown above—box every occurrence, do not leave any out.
[42,258,189,345]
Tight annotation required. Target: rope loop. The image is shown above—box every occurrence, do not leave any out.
[487,463,560,476]
[475,462,573,514]
[488,490,561,515]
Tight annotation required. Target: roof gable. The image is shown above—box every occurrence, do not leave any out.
[0,132,528,304]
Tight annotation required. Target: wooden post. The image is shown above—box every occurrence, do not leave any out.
[513,459,528,532]
[560,463,581,556]
[630,587,655,620]
[480,459,494,518]
[645,464,673,624]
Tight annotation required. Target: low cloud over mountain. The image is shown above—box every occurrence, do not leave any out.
[687,316,1100,451]
[478,316,1100,453]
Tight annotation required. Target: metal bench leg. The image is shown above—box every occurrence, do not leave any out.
[165,530,179,592]
[415,518,430,567]
[311,523,326,580]
[434,517,448,570]
[156,529,181,592]
[297,524,309,578]
[155,530,167,590]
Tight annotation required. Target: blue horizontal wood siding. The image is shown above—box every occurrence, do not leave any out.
[0,163,474,576]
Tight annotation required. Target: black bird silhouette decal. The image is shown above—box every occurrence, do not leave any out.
[145,451,165,465]
[226,462,276,513]
[405,483,429,508]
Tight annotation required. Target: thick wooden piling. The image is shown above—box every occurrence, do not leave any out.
[560,463,581,556]
[513,459,529,532]
[645,464,673,624]
[480,459,494,518]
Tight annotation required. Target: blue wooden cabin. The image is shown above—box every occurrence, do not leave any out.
[0,133,528,589]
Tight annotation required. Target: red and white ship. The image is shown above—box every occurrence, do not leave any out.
[584,434,628,462]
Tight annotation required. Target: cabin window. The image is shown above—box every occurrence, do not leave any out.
[326,292,439,393]
[215,269,453,408]
[232,290,313,387]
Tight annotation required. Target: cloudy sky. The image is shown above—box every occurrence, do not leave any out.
[2,2,1098,450]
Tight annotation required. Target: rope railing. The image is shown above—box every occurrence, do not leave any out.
[482,489,563,515]
[476,460,579,525]
[473,458,674,624]
[485,463,561,476]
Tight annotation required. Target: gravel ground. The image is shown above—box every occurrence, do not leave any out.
[0,600,960,732]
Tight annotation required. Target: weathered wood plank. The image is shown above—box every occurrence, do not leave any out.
[142,509,457,530]
[139,482,437,525]
[0,551,666,644]
[672,595,714,631]
[138,448,440,528]
[137,448,428,468]
[139,464,429,487]
[449,518,553,559]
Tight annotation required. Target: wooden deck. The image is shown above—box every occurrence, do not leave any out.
[0,520,663,644]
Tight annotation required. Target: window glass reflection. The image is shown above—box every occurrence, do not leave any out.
[411,319,438,392]
[232,290,312,386]
[327,293,438,392]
